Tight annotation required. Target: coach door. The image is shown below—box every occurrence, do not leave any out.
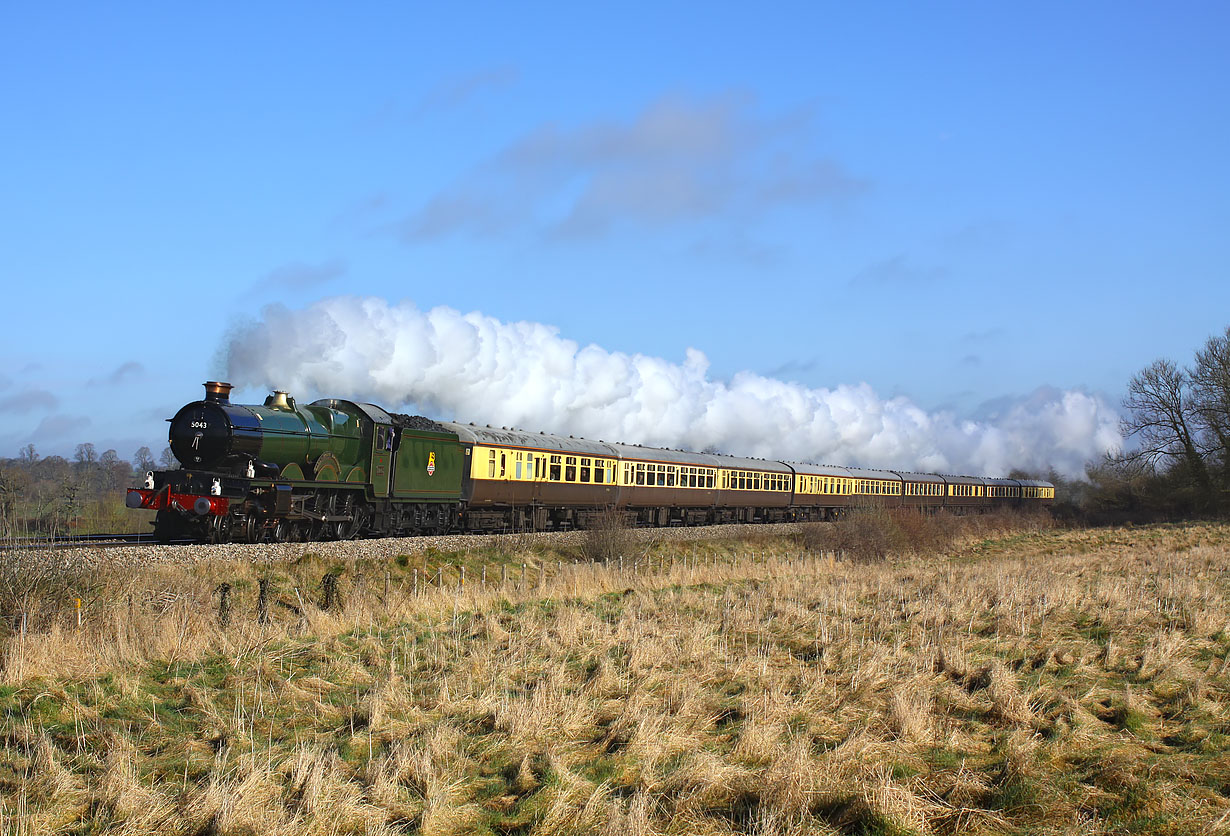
[370,425,392,498]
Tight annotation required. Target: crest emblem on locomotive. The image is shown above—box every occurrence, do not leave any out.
[427,451,436,476]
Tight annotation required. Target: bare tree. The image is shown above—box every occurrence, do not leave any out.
[159,446,177,469]
[18,443,38,464]
[1191,326,1230,475]
[133,446,155,472]
[74,443,98,465]
[1120,359,1213,505]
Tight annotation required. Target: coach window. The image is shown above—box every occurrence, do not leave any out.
[549,455,562,481]
[634,464,644,485]
[578,457,590,483]
[565,456,577,482]
[657,466,666,487]
[665,467,675,487]
[515,452,523,479]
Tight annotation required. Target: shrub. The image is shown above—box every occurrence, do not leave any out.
[579,505,630,564]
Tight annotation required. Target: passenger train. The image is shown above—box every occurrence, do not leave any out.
[127,382,1054,543]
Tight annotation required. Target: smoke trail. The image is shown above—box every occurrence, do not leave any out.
[222,296,1122,477]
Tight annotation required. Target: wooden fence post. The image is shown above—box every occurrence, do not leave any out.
[216,583,231,627]
[257,579,270,624]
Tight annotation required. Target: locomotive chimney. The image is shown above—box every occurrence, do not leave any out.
[203,381,233,404]
[265,390,292,409]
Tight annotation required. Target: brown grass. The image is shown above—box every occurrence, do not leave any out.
[2,520,1230,834]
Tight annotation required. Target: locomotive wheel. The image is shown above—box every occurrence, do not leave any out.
[207,515,232,544]
[273,519,295,542]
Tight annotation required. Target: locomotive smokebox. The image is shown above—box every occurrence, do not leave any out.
[204,381,233,404]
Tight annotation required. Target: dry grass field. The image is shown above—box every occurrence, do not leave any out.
[2,518,1229,835]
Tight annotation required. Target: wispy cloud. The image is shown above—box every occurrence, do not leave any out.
[0,389,58,414]
[30,413,91,442]
[399,93,868,242]
[258,258,348,290]
[416,66,519,115]
[849,254,947,287]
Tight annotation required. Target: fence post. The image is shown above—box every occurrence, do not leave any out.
[216,583,231,627]
[501,563,508,588]
[458,566,465,594]
[257,579,270,624]
[321,573,338,611]
[413,568,419,596]
[482,564,487,587]
[521,562,527,589]
[384,569,391,603]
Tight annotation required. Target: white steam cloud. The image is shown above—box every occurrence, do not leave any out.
[223,297,1122,478]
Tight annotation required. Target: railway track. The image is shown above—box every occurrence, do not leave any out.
[0,532,196,550]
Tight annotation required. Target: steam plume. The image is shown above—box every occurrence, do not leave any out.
[223,297,1121,477]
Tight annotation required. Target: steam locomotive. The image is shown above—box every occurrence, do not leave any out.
[126,382,1055,543]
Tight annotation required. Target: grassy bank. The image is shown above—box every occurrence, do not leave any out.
[2,519,1229,834]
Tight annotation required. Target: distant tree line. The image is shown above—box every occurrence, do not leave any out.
[1064,325,1230,523]
[0,443,174,537]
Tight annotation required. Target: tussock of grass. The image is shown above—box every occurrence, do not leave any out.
[2,522,1230,834]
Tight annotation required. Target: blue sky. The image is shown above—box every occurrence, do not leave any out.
[1,3,1227,474]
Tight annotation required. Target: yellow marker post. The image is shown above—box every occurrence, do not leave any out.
[74,598,82,629]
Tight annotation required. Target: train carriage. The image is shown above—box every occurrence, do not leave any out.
[984,477,1021,510]
[847,467,905,509]
[898,471,947,509]
[608,444,724,526]
[441,423,619,531]
[1017,479,1056,509]
[943,474,987,512]
[790,463,856,520]
[711,456,794,523]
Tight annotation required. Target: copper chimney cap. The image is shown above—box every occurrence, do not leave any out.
[203,381,233,404]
